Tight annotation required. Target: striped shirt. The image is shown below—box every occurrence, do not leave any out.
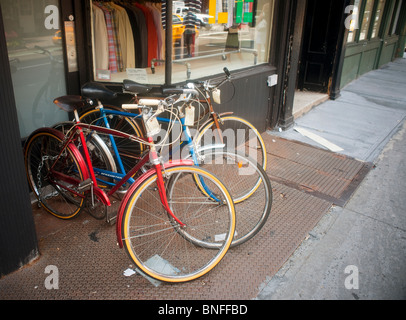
[93,2,119,73]
[183,11,198,28]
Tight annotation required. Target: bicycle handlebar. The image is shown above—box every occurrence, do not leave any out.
[34,45,64,65]
[34,45,50,55]
[186,68,231,92]
[223,67,231,78]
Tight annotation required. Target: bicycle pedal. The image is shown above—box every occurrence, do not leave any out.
[78,178,93,192]
[106,211,117,225]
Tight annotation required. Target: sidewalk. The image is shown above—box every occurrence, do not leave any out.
[256,56,406,300]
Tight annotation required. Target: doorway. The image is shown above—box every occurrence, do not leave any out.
[298,0,346,93]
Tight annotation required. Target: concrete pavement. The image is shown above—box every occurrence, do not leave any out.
[256,56,406,300]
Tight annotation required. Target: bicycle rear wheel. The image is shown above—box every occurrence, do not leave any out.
[79,106,145,173]
[195,150,272,247]
[24,128,89,219]
[120,166,235,283]
[196,116,267,171]
[53,121,117,189]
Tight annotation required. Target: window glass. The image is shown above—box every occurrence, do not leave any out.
[3,0,68,138]
[389,0,402,35]
[90,0,274,85]
[371,0,385,38]
[359,0,374,40]
[347,0,362,42]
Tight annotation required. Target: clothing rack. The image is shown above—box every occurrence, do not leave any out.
[151,48,258,80]
[92,0,165,73]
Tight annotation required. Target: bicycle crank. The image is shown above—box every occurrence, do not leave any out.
[85,194,107,220]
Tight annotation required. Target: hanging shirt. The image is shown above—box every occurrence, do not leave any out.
[135,3,158,68]
[92,3,109,71]
[128,4,148,68]
[147,3,163,61]
[110,2,136,69]
[93,1,119,73]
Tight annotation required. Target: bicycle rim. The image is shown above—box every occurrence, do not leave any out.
[195,150,273,247]
[121,166,235,283]
[24,130,86,219]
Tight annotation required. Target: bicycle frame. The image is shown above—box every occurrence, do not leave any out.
[90,104,228,204]
[50,119,191,230]
[86,105,226,186]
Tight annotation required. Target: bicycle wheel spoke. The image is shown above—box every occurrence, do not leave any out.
[24,129,86,219]
[121,166,235,282]
[195,150,273,247]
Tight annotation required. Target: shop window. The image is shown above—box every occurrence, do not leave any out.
[371,0,385,38]
[90,0,274,84]
[389,0,403,35]
[359,0,374,40]
[2,0,68,138]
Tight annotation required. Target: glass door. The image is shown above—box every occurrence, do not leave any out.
[2,0,68,139]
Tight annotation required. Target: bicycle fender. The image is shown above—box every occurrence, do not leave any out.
[94,187,111,207]
[25,128,90,182]
[197,112,234,131]
[115,159,194,248]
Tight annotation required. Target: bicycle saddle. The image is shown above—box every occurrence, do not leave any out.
[123,79,152,94]
[53,95,85,112]
[81,82,118,101]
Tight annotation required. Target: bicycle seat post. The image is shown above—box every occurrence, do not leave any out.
[73,109,80,123]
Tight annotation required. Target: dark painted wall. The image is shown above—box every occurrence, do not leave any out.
[0,5,39,278]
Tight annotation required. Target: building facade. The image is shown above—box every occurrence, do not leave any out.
[1,0,405,276]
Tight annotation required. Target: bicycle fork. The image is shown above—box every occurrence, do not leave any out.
[148,137,186,228]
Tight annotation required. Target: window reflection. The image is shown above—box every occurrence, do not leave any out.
[371,0,385,38]
[359,0,374,40]
[3,0,67,138]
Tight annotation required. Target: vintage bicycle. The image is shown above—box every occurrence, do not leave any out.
[24,86,236,283]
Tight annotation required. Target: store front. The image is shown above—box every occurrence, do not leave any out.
[341,0,406,87]
[0,0,283,276]
[83,0,278,132]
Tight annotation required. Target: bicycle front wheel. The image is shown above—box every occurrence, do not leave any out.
[196,116,267,171]
[120,166,235,283]
[24,128,88,219]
